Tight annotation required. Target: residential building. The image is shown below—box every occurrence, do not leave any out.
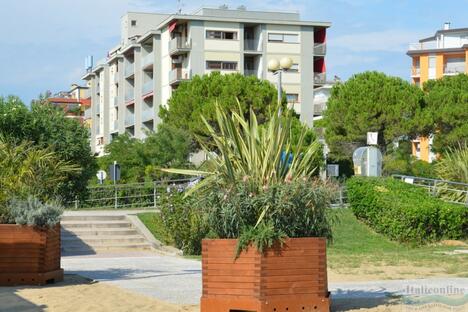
[82,7,331,156]
[47,84,91,125]
[407,23,468,162]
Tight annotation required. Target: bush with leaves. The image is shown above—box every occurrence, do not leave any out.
[0,137,79,223]
[163,102,333,254]
[7,197,63,228]
[159,192,209,255]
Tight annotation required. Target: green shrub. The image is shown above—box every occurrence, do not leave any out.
[8,197,63,228]
[159,192,209,255]
[346,177,467,243]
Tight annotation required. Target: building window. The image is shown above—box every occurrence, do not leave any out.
[286,93,299,103]
[268,33,299,43]
[206,61,238,71]
[206,30,238,40]
[131,20,137,27]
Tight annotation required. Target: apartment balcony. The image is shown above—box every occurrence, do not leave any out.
[314,43,326,56]
[125,114,135,127]
[169,68,191,85]
[314,102,327,116]
[411,67,421,77]
[408,41,438,51]
[125,89,134,104]
[244,39,262,52]
[124,64,135,78]
[444,64,466,75]
[111,119,119,132]
[142,52,154,70]
[142,80,153,96]
[314,72,326,85]
[244,69,260,77]
[169,37,191,55]
[141,107,154,122]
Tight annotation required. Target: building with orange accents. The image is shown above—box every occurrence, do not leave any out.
[47,84,91,127]
[407,23,468,162]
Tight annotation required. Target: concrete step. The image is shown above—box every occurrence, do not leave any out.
[62,243,152,252]
[61,220,133,229]
[61,228,139,236]
[62,235,147,245]
[61,215,126,222]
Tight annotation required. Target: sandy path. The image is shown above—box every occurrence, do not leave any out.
[0,275,197,312]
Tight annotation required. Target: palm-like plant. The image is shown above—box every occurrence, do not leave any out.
[0,137,80,215]
[163,102,321,194]
[434,144,468,203]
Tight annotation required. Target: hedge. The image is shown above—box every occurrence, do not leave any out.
[346,177,467,243]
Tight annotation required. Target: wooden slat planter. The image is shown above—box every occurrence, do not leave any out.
[201,237,330,312]
[0,224,63,286]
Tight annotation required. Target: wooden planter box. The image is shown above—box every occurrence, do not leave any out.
[201,237,330,312]
[0,224,63,286]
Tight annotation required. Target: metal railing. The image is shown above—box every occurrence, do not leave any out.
[393,175,468,206]
[66,179,195,210]
[444,64,466,75]
[412,67,421,76]
[113,97,118,107]
[169,68,191,84]
[125,89,134,102]
[141,107,154,122]
[244,69,259,77]
[408,42,438,51]
[314,43,326,55]
[169,37,191,54]
[314,102,326,115]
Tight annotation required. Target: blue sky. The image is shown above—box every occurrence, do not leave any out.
[0,0,466,104]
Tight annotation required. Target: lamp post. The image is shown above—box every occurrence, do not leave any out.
[268,57,293,105]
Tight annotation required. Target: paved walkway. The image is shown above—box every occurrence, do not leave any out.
[62,252,468,306]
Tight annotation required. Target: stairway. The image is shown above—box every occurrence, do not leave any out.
[61,214,153,255]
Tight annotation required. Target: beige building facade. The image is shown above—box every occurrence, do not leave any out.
[82,7,330,156]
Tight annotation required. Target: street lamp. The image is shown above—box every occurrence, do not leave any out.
[268,57,293,104]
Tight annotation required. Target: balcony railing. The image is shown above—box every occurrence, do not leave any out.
[444,64,466,75]
[113,97,119,107]
[314,72,326,85]
[142,107,154,122]
[169,37,191,55]
[125,114,135,127]
[125,89,134,103]
[244,69,259,77]
[314,43,326,55]
[169,68,191,84]
[244,39,262,52]
[412,67,421,76]
[124,64,135,78]
[111,119,119,132]
[142,52,154,68]
[408,42,438,51]
[314,103,327,115]
[142,80,153,95]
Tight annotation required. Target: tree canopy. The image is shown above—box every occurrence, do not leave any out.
[159,72,286,147]
[0,95,96,202]
[322,71,424,160]
[97,124,193,183]
[422,74,468,153]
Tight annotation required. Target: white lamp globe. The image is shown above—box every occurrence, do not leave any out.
[268,59,280,71]
[280,57,293,70]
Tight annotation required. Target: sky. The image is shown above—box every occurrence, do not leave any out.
[0,0,466,104]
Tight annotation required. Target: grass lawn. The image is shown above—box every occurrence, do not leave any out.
[138,209,467,277]
[328,209,468,277]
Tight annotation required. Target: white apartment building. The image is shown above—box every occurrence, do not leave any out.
[82,7,331,155]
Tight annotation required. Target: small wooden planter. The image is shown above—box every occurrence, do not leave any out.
[201,237,330,312]
[0,224,63,286]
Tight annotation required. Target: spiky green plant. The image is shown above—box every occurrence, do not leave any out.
[434,144,468,203]
[0,137,80,222]
[163,101,321,194]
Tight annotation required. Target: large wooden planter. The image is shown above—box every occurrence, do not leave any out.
[201,237,330,312]
[0,224,63,286]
